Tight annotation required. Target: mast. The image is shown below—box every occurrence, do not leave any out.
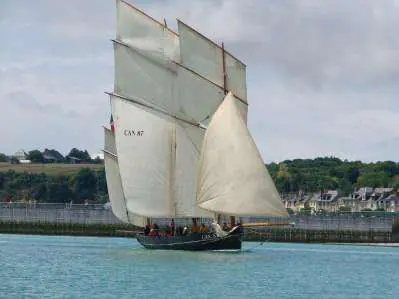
[222,42,237,227]
[170,122,177,216]
[222,42,227,95]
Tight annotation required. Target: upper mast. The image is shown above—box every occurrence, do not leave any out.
[222,42,227,95]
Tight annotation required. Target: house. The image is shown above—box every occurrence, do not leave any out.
[338,187,399,212]
[338,196,358,212]
[283,187,399,213]
[12,149,31,164]
[66,156,81,164]
[282,192,313,213]
[352,187,373,201]
[13,149,27,160]
[387,195,399,212]
[315,190,339,212]
[43,149,64,162]
[90,152,104,160]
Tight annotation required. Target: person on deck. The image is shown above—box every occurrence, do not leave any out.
[164,226,172,237]
[191,218,199,234]
[199,223,209,234]
[149,223,160,237]
[176,226,183,236]
[182,226,188,236]
[169,219,175,236]
[144,224,151,236]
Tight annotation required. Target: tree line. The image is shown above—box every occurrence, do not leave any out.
[0,168,107,204]
[267,157,399,195]
[0,156,398,203]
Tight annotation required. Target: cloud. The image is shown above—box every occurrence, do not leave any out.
[0,0,398,162]
[144,0,399,91]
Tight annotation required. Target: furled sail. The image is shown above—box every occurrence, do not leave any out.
[197,93,288,217]
[103,127,146,226]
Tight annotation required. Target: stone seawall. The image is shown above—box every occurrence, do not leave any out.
[0,206,398,243]
[0,207,121,224]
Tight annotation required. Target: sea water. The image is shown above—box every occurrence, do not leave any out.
[0,234,398,298]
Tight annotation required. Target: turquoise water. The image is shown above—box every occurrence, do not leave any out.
[0,235,398,298]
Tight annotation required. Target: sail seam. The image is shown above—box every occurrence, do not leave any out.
[176,123,202,156]
[106,91,206,130]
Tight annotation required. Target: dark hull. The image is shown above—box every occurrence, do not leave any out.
[136,232,242,251]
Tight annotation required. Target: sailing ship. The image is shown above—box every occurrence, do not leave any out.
[103,0,288,251]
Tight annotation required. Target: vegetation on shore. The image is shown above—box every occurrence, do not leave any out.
[0,163,102,176]
[268,157,399,195]
[0,166,107,204]
[0,156,398,204]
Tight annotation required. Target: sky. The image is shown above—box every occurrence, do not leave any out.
[0,0,398,162]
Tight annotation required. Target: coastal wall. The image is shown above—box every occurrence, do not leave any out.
[0,221,393,243]
[244,228,392,243]
[392,217,399,242]
[0,204,121,224]
[0,204,397,243]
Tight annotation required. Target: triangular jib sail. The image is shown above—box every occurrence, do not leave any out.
[197,93,288,217]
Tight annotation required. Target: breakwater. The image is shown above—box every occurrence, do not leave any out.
[0,203,398,243]
[0,221,394,243]
[0,203,121,224]
[0,221,139,237]
[245,228,393,243]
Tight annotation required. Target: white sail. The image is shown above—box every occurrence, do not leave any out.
[174,122,213,217]
[103,127,146,227]
[175,66,225,124]
[178,20,247,102]
[114,41,235,125]
[114,41,177,115]
[116,0,179,61]
[178,20,223,87]
[111,94,211,218]
[111,95,175,217]
[197,93,288,217]
[104,128,128,223]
